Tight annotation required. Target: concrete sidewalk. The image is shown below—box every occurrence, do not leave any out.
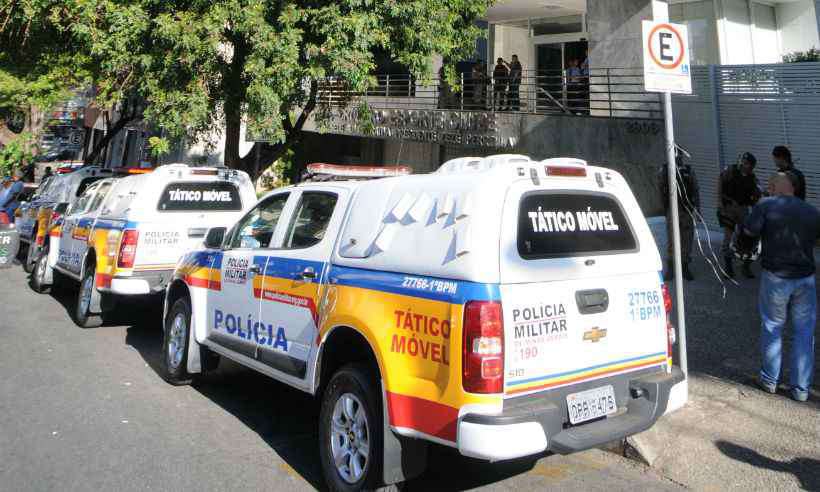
[634,217,820,490]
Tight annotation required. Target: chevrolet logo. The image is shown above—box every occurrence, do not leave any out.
[583,327,608,343]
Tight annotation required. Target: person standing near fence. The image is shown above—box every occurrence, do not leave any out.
[508,55,522,111]
[492,58,508,111]
[744,172,819,402]
[718,152,761,278]
[659,150,700,281]
[772,145,806,200]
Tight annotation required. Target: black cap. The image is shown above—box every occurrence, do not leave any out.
[741,152,757,166]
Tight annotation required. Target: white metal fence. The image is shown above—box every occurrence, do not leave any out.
[672,62,820,228]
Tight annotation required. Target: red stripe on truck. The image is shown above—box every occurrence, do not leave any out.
[386,391,458,442]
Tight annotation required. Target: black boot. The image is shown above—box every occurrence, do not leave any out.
[742,261,755,279]
[723,255,735,278]
[683,262,694,281]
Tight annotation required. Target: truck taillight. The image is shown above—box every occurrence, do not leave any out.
[463,301,504,394]
[662,284,676,361]
[117,230,139,268]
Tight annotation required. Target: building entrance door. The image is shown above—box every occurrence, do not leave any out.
[535,40,588,113]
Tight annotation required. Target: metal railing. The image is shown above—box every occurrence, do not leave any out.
[318,68,663,119]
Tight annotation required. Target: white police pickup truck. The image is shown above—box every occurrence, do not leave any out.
[42,164,256,327]
[160,157,685,490]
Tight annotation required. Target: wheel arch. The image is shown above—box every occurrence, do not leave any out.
[316,325,383,399]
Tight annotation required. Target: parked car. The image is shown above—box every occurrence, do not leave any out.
[41,164,256,327]
[159,156,684,490]
[16,166,113,272]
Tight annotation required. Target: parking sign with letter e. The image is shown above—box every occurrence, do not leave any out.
[642,21,692,94]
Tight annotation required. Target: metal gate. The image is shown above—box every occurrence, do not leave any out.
[672,62,820,228]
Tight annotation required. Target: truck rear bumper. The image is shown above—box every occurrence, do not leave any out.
[457,367,684,461]
[106,269,174,295]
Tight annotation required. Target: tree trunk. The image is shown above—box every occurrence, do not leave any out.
[83,110,137,166]
[231,81,320,182]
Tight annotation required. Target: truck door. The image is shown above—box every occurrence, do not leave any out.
[205,192,292,362]
[58,184,98,275]
[257,189,347,383]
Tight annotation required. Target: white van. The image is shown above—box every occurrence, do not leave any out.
[45,164,256,327]
[161,157,684,490]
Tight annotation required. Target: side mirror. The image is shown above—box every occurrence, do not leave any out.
[204,227,227,249]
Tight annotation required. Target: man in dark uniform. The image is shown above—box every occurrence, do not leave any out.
[659,149,700,281]
[492,58,509,111]
[772,146,806,200]
[718,152,761,278]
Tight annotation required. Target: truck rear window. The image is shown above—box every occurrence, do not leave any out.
[158,182,241,212]
[518,192,637,259]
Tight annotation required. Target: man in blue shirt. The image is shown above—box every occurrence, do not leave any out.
[744,172,819,402]
[0,172,24,222]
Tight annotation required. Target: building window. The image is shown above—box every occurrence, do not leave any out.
[670,1,720,65]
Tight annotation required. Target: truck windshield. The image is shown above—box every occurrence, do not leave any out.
[517,192,638,259]
[158,181,242,212]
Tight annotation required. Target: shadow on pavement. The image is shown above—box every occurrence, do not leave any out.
[124,320,540,491]
[716,440,820,490]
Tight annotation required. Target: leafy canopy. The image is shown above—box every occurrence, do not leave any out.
[59,0,492,169]
[4,1,491,173]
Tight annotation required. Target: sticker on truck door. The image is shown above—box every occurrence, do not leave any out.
[508,302,570,378]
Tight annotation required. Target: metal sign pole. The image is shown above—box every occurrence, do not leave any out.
[663,92,688,376]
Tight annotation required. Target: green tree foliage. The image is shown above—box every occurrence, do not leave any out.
[782,48,820,63]
[0,1,83,147]
[0,132,34,176]
[51,0,491,177]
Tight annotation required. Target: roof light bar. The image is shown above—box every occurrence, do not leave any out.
[305,163,413,178]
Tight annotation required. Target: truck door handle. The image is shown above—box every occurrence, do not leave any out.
[298,267,316,280]
[576,289,609,314]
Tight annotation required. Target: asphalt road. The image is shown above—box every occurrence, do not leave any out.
[0,265,680,491]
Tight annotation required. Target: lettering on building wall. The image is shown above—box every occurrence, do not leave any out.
[324,108,520,149]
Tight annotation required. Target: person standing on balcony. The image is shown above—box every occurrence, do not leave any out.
[492,58,509,111]
[718,152,761,278]
[744,172,819,402]
[772,145,806,200]
[566,58,583,113]
[471,62,488,110]
[508,55,522,111]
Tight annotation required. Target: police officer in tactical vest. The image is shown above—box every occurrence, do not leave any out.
[718,152,761,278]
[659,148,700,281]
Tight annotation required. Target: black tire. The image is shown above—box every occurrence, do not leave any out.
[22,239,37,273]
[30,245,50,293]
[161,297,194,386]
[319,364,384,492]
[74,262,102,328]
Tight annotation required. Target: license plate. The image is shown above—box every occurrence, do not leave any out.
[566,385,617,425]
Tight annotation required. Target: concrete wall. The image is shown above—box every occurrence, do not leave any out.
[382,140,440,173]
[777,0,820,57]
[442,115,666,215]
[587,0,654,69]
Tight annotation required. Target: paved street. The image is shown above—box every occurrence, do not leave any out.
[0,266,679,491]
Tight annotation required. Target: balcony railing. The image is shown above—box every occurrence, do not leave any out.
[318,68,663,119]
